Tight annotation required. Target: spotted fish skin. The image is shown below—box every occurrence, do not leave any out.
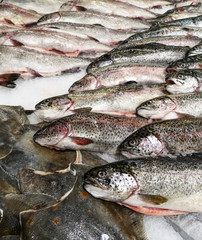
[84,157,202,213]
[33,112,150,154]
[119,118,202,158]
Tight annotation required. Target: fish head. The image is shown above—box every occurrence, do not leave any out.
[166,60,188,73]
[86,54,113,73]
[84,162,139,202]
[69,75,99,92]
[37,12,61,25]
[166,71,199,94]
[33,120,70,149]
[35,95,73,122]
[119,130,163,158]
[137,96,176,119]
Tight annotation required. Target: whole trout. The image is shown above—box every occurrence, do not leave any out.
[119,118,202,158]
[84,157,202,215]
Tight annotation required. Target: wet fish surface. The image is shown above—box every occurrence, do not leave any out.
[35,83,166,121]
[60,0,156,19]
[37,11,150,30]
[0,46,91,79]
[33,112,150,154]
[119,118,202,158]
[166,54,202,72]
[87,43,189,72]
[84,157,202,215]
[186,41,202,57]
[1,29,112,56]
[166,69,202,94]
[0,4,41,26]
[136,92,202,119]
[34,22,133,45]
[69,64,167,92]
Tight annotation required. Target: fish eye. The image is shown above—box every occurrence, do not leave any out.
[98,171,106,178]
[129,139,136,146]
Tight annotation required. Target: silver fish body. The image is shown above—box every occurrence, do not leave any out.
[166,69,202,94]
[33,112,150,154]
[69,64,167,92]
[186,41,202,57]
[136,92,202,119]
[0,46,91,78]
[84,157,202,214]
[87,43,189,72]
[2,29,112,56]
[0,4,41,26]
[119,118,202,158]
[37,11,150,30]
[33,22,133,45]
[35,83,166,121]
[60,0,156,19]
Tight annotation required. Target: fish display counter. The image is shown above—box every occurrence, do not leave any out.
[0,0,201,239]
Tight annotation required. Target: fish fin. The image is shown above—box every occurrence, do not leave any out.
[87,36,99,42]
[75,150,82,164]
[24,110,35,115]
[62,67,80,74]
[4,18,15,25]
[121,204,187,216]
[69,136,93,145]
[175,112,195,119]
[0,73,20,88]
[93,24,104,28]
[10,39,24,47]
[76,6,87,11]
[139,194,168,205]
[49,48,66,55]
[26,68,42,78]
[121,81,137,86]
[72,107,92,114]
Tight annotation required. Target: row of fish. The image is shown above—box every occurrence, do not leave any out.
[0,0,202,239]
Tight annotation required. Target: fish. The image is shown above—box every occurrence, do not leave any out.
[0,193,56,236]
[166,69,202,94]
[166,54,202,72]
[186,41,202,57]
[2,0,67,14]
[19,164,139,240]
[0,22,21,34]
[84,157,202,215]
[118,26,202,48]
[37,11,150,31]
[136,92,202,119]
[119,118,202,158]
[69,64,167,92]
[0,46,91,79]
[152,15,202,28]
[34,83,166,121]
[60,0,156,19]
[1,29,112,56]
[87,43,189,73]
[33,112,151,153]
[0,125,77,177]
[118,0,172,9]
[33,22,133,46]
[0,4,41,26]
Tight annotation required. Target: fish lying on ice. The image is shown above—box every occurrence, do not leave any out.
[34,83,166,121]
[84,157,202,215]
[136,92,202,119]
[33,112,151,153]
[119,118,202,158]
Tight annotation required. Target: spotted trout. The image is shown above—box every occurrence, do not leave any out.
[136,92,202,119]
[34,83,166,121]
[84,157,202,215]
[33,112,150,154]
[119,118,202,158]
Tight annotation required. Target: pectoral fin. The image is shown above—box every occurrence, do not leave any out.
[139,194,168,205]
[121,204,187,216]
[69,136,93,145]
[0,73,20,88]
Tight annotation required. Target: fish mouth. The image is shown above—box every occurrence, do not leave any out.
[84,177,107,190]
